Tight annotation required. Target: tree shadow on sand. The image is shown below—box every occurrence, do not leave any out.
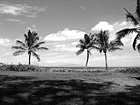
[0,75,140,105]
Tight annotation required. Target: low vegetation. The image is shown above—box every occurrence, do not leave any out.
[0,64,45,72]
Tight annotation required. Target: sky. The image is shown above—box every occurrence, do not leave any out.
[0,0,139,67]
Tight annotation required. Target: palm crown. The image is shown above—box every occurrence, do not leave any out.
[95,30,123,70]
[76,33,97,70]
[12,30,49,65]
[116,0,140,51]
[95,30,123,53]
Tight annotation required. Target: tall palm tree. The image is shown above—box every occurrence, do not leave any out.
[116,0,140,50]
[76,33,97,70]
[12,30,49,65]
[95,30,123,70]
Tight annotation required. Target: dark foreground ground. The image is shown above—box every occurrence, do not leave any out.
[0,70,140,105]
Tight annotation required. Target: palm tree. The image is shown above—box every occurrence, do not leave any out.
[116,0,140,50]
[76,33,97,70]
[95,30,123,70]
[12,30,49,65]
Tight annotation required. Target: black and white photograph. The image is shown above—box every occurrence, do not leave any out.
[0,0,140,105]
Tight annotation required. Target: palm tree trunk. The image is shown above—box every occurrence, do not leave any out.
[104,52,108,70]
[84,50,89,70]
[28,53,31,65]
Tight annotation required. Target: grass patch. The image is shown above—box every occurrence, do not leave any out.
[0,75,140,105]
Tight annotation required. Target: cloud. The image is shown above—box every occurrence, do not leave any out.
[71,42,78,45]
[91,20,136,46]
[92,21,114,31]
[44,28,86,41]
[0,39,12,47]
[113,21,136,46]
[6,18,25,24]
[0,2,45,17]
[43,28,85,53]
[119,21,127,26]
[54,44,78,52]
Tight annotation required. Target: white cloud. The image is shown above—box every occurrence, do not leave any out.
[113,21,137,46]
[0,2,45,17]
[121,32,137,46]
[0,39,12,47]
[6,18,25,24]
[92,21,114,31]
[54,44,78,52]
[44,28,86,41]
[91,20,137,46]
[119,21,127,26]
[71,42,78,45]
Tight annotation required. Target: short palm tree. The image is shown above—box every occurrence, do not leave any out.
[12,30,49,65]
[116,0,140,51]
[76,33,97,70]
[95,30,123,70]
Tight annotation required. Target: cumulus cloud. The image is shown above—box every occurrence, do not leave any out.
[0,39,12,47]
[91,20,136,46]
[0,2,45,17]
[92,21,114,31]
[119,21,127,26]
[44,28,86,41]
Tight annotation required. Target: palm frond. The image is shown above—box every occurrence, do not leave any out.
[36,47,49,51]
[79,39,85,45]
[16,40,27,48]
[115,40,124,46]
[116,28,137,40]
[76,48,85,56]
[88,45,100,51]
[110,40,124,47]
[36,41,45,45]
[24,34,28,40]
[76,44,81,48]
[124,8,139,26]
[33,41,46,48]
[13,51,25,56]
[137,43,140,53]
[108,47,123,52]
[103,30,109,42]
[31,31,39,43]
[89,33,94,39]
[84,34,90,44]
[32,52,40,61]
[76,44,86,50]
[136,0,140,21]
[132,33,140,50]
[28,30,32,36]
[12,46,26,51]
[108,40,123,52]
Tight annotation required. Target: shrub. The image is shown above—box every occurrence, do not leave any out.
[0,64,43,72]
[116,67,140,74]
